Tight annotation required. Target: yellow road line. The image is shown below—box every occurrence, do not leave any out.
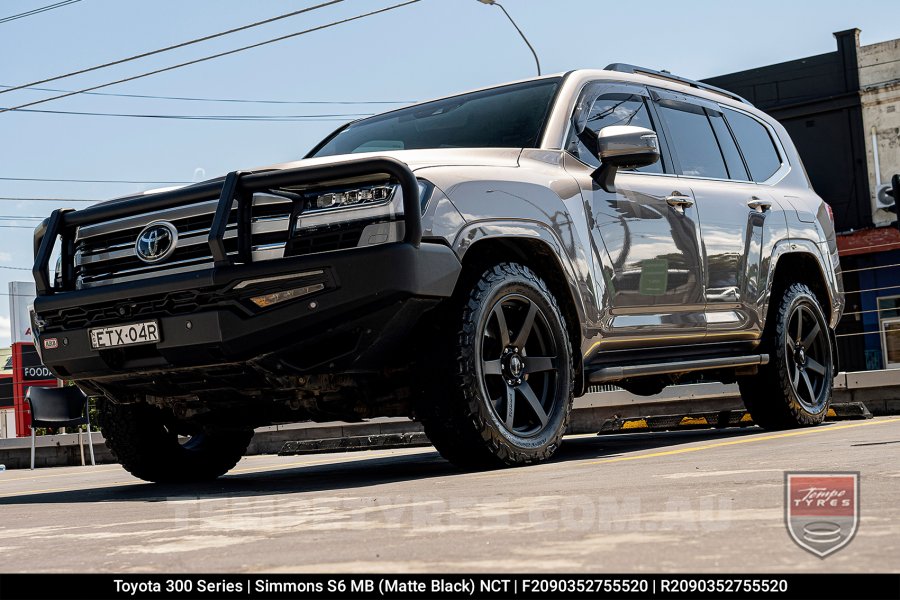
[586,417,900,466]
[473,417,900,480]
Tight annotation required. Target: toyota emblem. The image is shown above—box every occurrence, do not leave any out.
[135,221,178,264]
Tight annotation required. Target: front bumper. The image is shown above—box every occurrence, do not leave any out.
[33,241,461,381]
[30,157,461,385]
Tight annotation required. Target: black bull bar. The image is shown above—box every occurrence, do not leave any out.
[32,157,423,296]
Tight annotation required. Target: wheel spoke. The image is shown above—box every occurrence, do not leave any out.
[504,385,516,429]
[493,304,510,347]
[512,302,538,348]
[802,321,821,350]
[790,362,800,388]
[518,381,549,427]
[801,369,816,404]
[806,357,826,376]
[523,355,557,374]
[483,360,502,376]
[795,310,803,343]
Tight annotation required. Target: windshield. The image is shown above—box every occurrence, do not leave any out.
[310,78,561,158]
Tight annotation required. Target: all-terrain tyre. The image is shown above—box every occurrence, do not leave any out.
[97,397,253,483]
[739,283,833,430]
[421,262,574,469]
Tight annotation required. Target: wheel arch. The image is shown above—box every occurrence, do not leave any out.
[452,222,588,396]
[764,243,835,334]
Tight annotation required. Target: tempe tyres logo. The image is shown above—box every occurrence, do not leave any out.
[785,472,859,558]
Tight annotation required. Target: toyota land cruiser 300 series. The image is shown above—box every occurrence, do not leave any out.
[30,64,844,482]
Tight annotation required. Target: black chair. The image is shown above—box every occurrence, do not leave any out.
[27,387,95,470]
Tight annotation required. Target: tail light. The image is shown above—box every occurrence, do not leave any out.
[825,203,834,223]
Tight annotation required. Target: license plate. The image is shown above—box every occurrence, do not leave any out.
[89,320,160,350]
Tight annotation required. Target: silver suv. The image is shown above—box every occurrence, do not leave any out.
[31,64,844,482]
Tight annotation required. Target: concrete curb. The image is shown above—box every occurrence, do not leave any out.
[0,375,893,470]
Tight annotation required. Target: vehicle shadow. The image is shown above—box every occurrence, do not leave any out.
[0,426,764,506]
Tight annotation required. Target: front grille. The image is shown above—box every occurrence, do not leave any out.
[74,194,294,289]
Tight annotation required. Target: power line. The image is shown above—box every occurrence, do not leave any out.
[0,84,413,106]
[0,177,188,184]
[0,0,423,114]
[0,197,97,202]
[0,0,343,96]
[6,106,372,122]
[0,0,81,25]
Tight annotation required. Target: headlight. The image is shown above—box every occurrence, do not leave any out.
[303,180,432,217]
[312,184,395,210]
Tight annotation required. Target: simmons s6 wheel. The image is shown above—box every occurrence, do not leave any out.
[422,262,574,469]
[739,283,833,429]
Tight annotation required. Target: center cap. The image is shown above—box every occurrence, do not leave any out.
[796,346,807,365]
[509,354,525,378]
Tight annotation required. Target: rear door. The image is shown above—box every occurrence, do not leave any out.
[564,82,706,350]
[651,89,787,341]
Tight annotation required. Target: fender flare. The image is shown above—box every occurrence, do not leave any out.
[765,239,840,329]
[452,219,591,396]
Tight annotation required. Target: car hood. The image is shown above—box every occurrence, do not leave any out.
[106,148,522,206]
[257,147,523,173]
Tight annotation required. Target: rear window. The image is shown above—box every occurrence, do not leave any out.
[723,108,782,181]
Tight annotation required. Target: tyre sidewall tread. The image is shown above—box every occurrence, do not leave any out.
[740,283,833,430]
[422,262,574,469]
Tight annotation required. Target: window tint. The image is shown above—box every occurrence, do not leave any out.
[657,104,728,179]
[708,112,749,181]
[723,108,781,181]
[311,78,560,157]
[567,94,663,173]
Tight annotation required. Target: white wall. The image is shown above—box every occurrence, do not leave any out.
[860,38,900,226]
[0,408,14,439]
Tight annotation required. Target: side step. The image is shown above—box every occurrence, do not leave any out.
[588,354,769,384]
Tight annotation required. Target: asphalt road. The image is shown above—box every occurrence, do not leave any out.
[2,417,899,573]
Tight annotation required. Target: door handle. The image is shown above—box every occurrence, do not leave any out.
[748,197,772,212]
[666,194,694,210]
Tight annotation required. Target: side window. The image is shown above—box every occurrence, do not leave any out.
[708,112,749,181]
[723,107,782,182]
[656,103,728,179]
[567,93,663,173]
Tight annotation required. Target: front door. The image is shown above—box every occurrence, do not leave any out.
[563,82,706,351]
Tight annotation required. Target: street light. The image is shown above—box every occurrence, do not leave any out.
[477,0,541,76]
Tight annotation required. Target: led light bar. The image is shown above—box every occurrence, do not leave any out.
[313,185,394,210]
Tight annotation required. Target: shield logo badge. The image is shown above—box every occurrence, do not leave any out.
[785,472,859,558]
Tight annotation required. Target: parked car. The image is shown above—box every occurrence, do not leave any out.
[30,64,844,482]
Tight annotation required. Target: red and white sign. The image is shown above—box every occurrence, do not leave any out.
[785,472,859,558]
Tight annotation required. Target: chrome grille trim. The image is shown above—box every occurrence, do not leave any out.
[76,200,220,241]
[78,257,221,289]
[74,193,294,289]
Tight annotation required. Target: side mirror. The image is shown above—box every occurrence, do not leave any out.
[591,125,660,193]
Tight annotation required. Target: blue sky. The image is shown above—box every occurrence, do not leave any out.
[0,0,896,344]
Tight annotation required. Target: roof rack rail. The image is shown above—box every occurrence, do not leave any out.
[604,63,750,105]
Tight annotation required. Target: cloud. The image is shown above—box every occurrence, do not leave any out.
[0,316,10,348]
[0,252,12,263]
